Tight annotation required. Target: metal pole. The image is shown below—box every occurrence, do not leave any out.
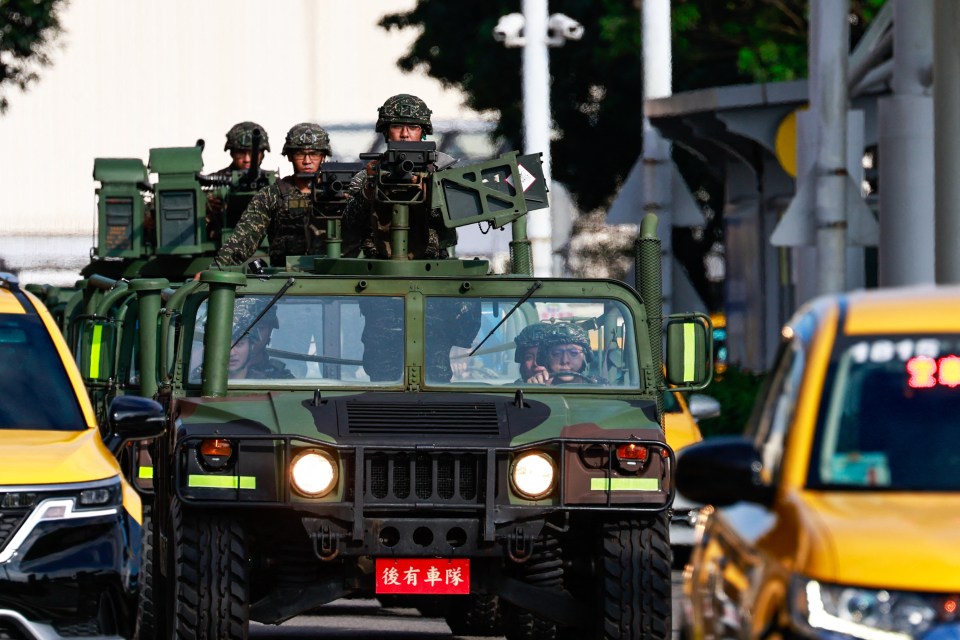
[522,0,553,277]
[878,0,934,286]
[934,0,960,283]
[810,0,849,295]
[642,0,673,314]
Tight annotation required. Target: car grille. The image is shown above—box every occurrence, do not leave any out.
[345,400,501,436]
[0,510,29,554]
[365,452,484,504]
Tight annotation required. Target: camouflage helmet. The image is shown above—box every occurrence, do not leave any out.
[231,297,277,342]
[224,121,271,152]
[375,94,433,136]
[514,322,550,363]
[537,322,593,367]
[282,122,332,157]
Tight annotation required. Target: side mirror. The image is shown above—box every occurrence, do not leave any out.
[664,314,713,389]
[676,436,774,507]
[104,395,166,455]
[688,393,721,421]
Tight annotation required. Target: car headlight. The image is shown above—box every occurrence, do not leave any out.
[510,451,557,500]
[792,577,939,640]
[290,450,338,497]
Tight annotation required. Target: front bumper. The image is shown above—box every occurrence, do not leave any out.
[0,481,140,639]
[176,435,675,558]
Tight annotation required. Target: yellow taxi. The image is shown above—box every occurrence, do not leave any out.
[0,273,163,639]
[676,286,960,639]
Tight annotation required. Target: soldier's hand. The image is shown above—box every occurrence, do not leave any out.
[525,367,550,385]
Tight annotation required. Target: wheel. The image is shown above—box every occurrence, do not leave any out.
[170,499,250,640]
[502,535,563,640]
[134,504,161,640]
[597,514,672,640]
[445,594,503,636]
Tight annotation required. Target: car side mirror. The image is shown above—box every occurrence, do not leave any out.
[688,394,721,421]
[664,314,712,389]
[104,395,166,455]
[676,436,774,507]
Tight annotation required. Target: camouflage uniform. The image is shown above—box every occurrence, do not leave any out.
[341,94,457,259]
[207,122,271,243]
[231,297,293,380]
[216,123,331,267]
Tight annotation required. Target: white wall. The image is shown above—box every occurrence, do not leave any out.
[0,0,481,283]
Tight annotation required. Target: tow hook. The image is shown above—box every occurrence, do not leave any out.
[507,527,534,563]
[310,525,342,561]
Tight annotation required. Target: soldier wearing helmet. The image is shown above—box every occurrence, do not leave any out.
[525,322,604,385]
[205,121,272,242]
[514,322,551,383]
[216,122,333,267]
[341,94,458,260]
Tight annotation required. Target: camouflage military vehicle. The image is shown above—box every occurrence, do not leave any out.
[59,144,711,640]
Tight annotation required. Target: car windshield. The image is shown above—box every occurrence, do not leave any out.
[810,334,960,491]
[189,295,404,386]
[188,294,641,390]
[0,314,86,430]
[424,296,640,389]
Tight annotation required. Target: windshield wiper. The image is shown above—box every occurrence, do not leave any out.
[469,280,542,356]
[231,276,296,349]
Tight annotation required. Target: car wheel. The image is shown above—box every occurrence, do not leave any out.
[502,535,562,640]
[134,504,161,640]
[445,594,503,636]
[171,499,249,640]
[597,514,672,640]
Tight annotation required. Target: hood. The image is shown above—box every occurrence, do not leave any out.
[0,428,120,486]
[799,492,960,592]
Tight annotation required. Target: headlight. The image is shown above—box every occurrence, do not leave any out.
[290,450,338,497]
[792,577,938,640]
[510,452,557,499]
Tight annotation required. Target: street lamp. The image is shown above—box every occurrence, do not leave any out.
[494,2,583,277]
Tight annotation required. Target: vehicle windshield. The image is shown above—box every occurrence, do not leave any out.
[0,314,86,430]
[424,296,640,389]
[188,295,404,386]
[188,294,641,390]
[810,334,960,491]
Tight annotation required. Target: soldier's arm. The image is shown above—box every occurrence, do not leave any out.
[215,185,277,266]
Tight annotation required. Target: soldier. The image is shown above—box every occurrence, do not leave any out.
[513,322,551,383]
[525,322,604,385]
[216,122,331,267]
[206,121,271,242]
[341,94,458,259]
[228,298,293,380]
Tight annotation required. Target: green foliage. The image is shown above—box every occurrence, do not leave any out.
[0,0,66,112]
[696,364,766,438]
[380,1,883,214]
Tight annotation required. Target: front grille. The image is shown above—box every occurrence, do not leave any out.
[345,401,501,436]
[365,452,483,504]
[0,510,29,552]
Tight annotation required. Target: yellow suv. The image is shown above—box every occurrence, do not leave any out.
[677,286,960,639]
[0,273,163,639]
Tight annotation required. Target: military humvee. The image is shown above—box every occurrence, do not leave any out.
[51,144,711,640]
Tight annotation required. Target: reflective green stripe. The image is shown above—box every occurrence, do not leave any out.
[683,323,695,382]
[90,324,102,378]
[138,466,154,479]
[187,475,256,490]
[590,478,659,491]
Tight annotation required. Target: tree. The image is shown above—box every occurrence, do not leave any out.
[381,1,884,303]
[0,0,67,113]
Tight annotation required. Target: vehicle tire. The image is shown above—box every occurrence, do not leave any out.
[445,594,503,636]
[170,499,250,640]
[134,504,161,640]
[598,514,672,640]
[503,535,563,640]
